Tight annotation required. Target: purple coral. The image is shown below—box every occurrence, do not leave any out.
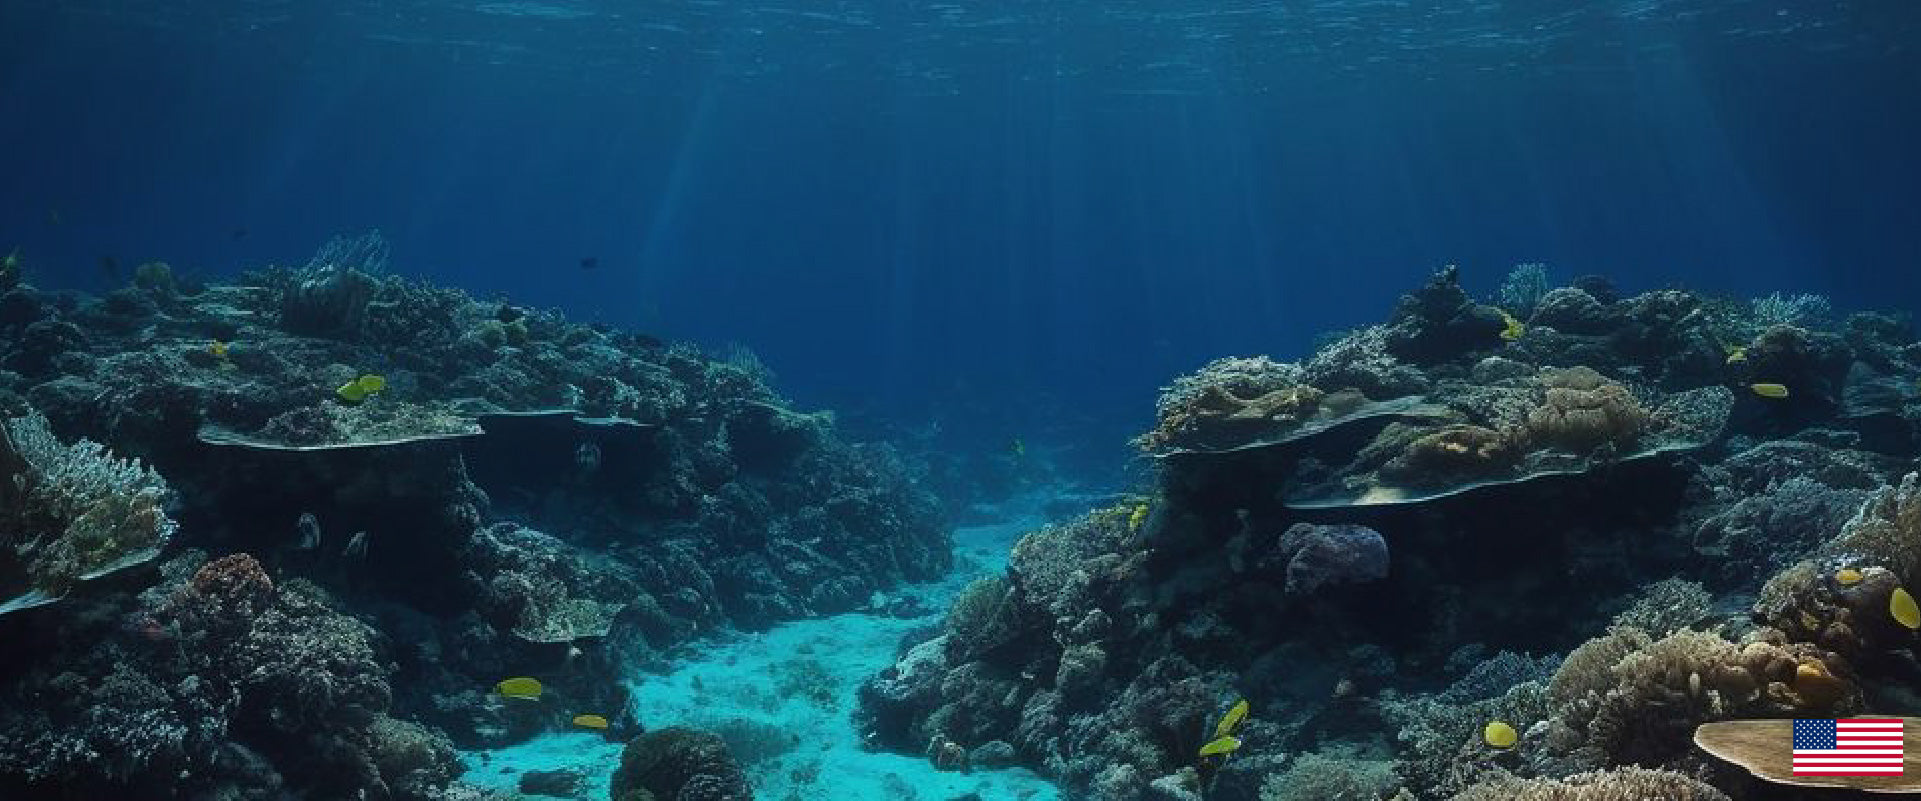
[1269,523,1390,595]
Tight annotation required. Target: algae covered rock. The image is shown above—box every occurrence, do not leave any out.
[611,727,752,801]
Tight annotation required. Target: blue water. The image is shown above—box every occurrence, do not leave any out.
[4,2,1918,442]
[460,513,1060,801]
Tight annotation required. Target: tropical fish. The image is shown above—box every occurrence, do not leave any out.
[1484,720,1518,748]
[1128,503,1150,534]
[572,714,609,729]
[336,374,387,403]
[1891,587,1920,630]
[496,677,543,699]
[1750,383,1790,399]
[1215,698,1249,738]
[1498,310,1525,342]
[1835,567,1863,586]
[1198,735,1240,758]
[1725,346,1748,364]
[295,512,321,550]
[208,341,229,360]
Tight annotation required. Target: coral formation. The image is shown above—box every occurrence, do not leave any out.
[0,240,954,797]
[610,727,752,801]
[861,266,1921,800]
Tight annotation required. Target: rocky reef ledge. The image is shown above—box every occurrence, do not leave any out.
[0,243,948,799]
[857,266,1921,801]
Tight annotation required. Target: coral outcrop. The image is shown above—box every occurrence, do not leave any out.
[861,266,1921,800]
[0,239,953,797]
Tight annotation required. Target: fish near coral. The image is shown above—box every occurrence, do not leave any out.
[1216,699,1249,739]
[1750,383,1790,399]
[336,373,387,404]
[1484,720,1518,748]
[497,677,543,699]
[1198,735,1240,758]
[573,714,609,729]
[1836,567,1864,587]
[1725,346,1748,364]
[1498,310,1526,342]
[1892,587,1920,630]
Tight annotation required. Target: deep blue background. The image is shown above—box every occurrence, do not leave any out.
[2,2,1918,458]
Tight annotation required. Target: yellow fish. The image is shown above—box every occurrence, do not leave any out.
[496,677,542,699]
[209,341,229,360]
[1892,587,1920,630]
[1215,699,1249,739]
[336,374,388,404]
[1498,311,1525,342]
[1835,568,1863,586]
[1750,383,1789,399]
[1484,720,1518,748]
[572,714,609,729]
[1198,735,1240,758]
[1724,346,1747,364]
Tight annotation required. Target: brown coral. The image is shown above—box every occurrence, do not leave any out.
[1378,425,1517,487]
[1514,367,1649,454]
[1547,626,1858,768]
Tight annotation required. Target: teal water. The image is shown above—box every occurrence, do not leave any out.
[459,512,1061,800]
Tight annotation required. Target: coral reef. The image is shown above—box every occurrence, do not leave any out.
[0,239,953,797]
[861,266,1921,800]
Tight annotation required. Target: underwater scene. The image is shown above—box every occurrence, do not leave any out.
[2,2,1921,800]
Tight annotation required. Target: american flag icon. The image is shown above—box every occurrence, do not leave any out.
[1793,719,1904,774]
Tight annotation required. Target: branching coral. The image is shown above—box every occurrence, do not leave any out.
[1,411,176,608]
[1546,627,1857,769]
[1452,767,1730,801]
[1497,262,1551,317]
[1258,749,1400,801]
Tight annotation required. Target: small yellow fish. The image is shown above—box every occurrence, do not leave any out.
[1198,735,1240,758]
[1128,504,1150,534]
[336,374,388,404]
[1215,699,1249,739]
[1484,720,1518,748]
[1498,311,1525,342]
[496,677,543,699]
[1725,346,1747,364]
[1835,568,1863,586]
[1892,587,1920,630]
[572,714,609,729]
[209,341,229,360]
[1750,383,1789,399]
